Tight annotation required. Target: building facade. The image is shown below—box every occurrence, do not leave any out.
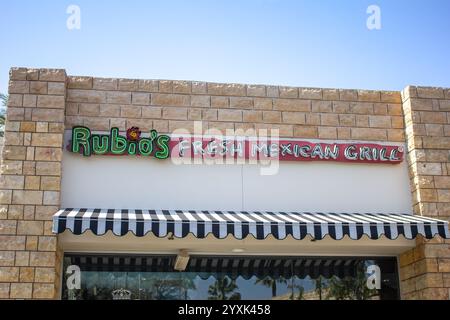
[0,67,449,300]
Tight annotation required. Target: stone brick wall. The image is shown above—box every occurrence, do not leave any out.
[0,68,66,299]
[1,67,449,300]
[65,76,405,141]
[399,86,450,299]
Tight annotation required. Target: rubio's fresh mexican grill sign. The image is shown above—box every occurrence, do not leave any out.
[69,126,404,164]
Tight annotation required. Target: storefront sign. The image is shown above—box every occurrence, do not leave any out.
[69,126,404,164]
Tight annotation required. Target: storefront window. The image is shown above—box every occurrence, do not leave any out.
[62,255,399,300]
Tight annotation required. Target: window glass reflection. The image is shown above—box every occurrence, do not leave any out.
[62,255,399,300]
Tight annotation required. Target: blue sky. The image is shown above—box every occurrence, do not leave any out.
[1,0,449,94]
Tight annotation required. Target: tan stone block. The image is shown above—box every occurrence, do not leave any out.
[30,81,48,94]
[3,146,26,160]
[279,87,298,98]
[305,113,320,125]
[0,190,13,205]
[419,189,438,202]
[83,117,109,131]
[190,95,210,108]
[99,104,120,117]
[36,95,65,109]
[152,120,169,133]
[243,111,263,123]
[202,109,217,121]
[417,163,442,175]
[17,220,43,235]
[372,103,387,115]
[67,89,107,104]
[369,115,391,128]
[0,251,15,266]
[33,283,55,299]
[48,123,63,134]
[416,87,445,99]
[30,251,56,267]
[34,148,62,162]
[78,103,100,116]
[322,89,339,100]
[339,89,357,101]
[440,100,450,111]
[0,219,16,234]
[132,92,150,105]
[229,97,253,109]
[43,191,60,205]
[19,267,34,282]
[142,106,162,119]
[336,127,350,139]
[26,146,34,161]
[159,80,173,93]
[298,88,322,100]
[422,137,450,149]
[210,97,228,109]
[434,177,450,189]
[332,101,349,113]
[218,110,242,122]
[118,79,138,91]
[0,283,9,299]
[26,236,38,251]
[10,67,28,80]
[26,69,39,80]
[5,120,20,132]
[7,94,23,107]
[31,133,63,148]
[312,101,332,113]
[25,176,40,190]
[20,121,36,133]
[109,118,125,130]
[358,90,380,102]
[351,128,387,141]
[162,107,187,120]
[318,127,337,139]
[67,76,93,89]
[0,236,26,250]
[43,221,53,235]
[4,131,24,146]
[282,112,305,124]
[152,93,190,107]
[6,107,24,120]
[173,80,191,94]
[12,190,43,205]
[93,78,117,90]
[8,80,29,94]
[262,111,280,123]
[169,120,197,133]
[207,83,246,96]
[34,206,59,221]
[107,91,131,104]
[10,283,32,299]
[120,105,142,118]
[138,79,159,92]
[35,267,55,283]
[293,126,318,138]
[391,116,404,129]
[273,99,310,112]
[7,205,23,219]
[192,81,207,94]
[350,102,373,114]
[32,108,65,122]
[0,160,22,175]
[321,114,339,126]
[15,251,30,266]
[39,69,65,82]
[125,119,152,131]
[380,91,401,103]
[338,114,355,127]
[424,123,443,136]
[188,108,202,120]
[437,189,450,203]
[0,175,24,190]
[23,205,35,220]
[0,267,19,282]
[48,82,65,95]
[247,85,266,97]
[38,236,57,251]
[254,124,293,137]
[388,104,403,116]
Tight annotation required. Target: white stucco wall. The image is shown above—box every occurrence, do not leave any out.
[60,131,413,214]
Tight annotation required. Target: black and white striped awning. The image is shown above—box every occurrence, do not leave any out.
[53,209,450,240]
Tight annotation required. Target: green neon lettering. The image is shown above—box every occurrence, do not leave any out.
[71,126,91,156]
[155,135,170,159]
[92,135,109,155]
[109,127,127,155]
[128,142,137,155]
[138,138,153,156]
